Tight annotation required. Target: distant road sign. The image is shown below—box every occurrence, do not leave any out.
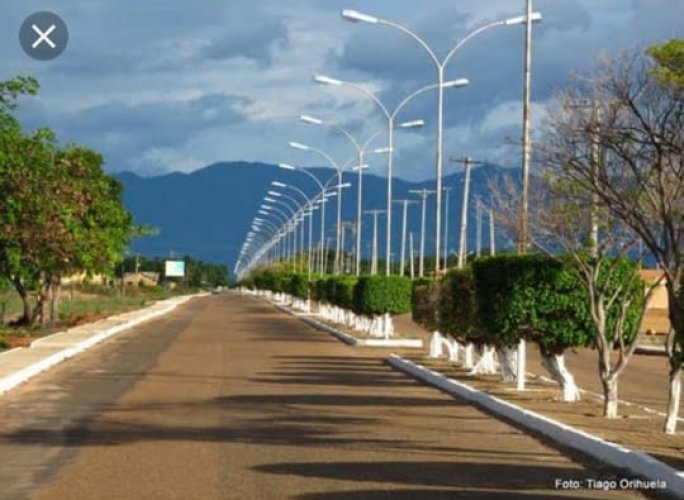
[165,260,186,278]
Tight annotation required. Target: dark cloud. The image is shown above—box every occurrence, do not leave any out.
[5,0,683,180]
[201,15,288,65]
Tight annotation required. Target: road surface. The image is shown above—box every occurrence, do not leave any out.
[0,294,643,499]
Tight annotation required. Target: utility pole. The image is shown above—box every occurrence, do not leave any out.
[489,209,496,256]
[565,98,601,257]
[476,195,483,258]
[451,156,484,268]
[517,0,535,392]
[409,189,435,277]
[443,187,453,269]
[393,199,418,277]
[364,210,385,276]
[409,232,415,279]
[341,221,357,275]
[519,0,534,255]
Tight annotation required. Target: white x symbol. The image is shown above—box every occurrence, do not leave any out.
[31,24,56,49]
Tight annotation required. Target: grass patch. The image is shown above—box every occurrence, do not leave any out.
[0,284,199,349]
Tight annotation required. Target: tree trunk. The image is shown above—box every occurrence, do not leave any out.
[429,331,444,358]
[541,353,581,402]
[463,344,474,369]
[469,345,498,375]
[49,278,61,324]
[601,376,619,418]
[496,346,518,382]
[664,368,681,434]
[12,278,35,326]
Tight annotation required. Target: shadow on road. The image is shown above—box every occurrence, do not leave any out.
[296,489,590,499]
[253,460,602,497]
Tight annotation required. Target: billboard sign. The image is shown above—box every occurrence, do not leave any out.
[165,260,186,278]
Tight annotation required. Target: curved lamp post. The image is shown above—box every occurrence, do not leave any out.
[314,76,468,274]
[341,8,542,273]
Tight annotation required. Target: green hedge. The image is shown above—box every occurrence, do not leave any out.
[411,278,441,331]
[439,267,486,344]
[331,276,358,310]
[471,254,642,354]
[287,274,309,299]
[354,276,412,316]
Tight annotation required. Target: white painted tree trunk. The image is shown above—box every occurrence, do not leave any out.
[664,368,681,434]
[448,340,460,362]
[468,345,498,375]
[517,339,526,390]
[429,331,443,358]
[463,344,474,369]
[541,354,580,402]
[497,346,518,382]
[601,376,619,418]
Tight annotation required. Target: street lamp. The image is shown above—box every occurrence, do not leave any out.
[409,188,436,277]
[315,74,466,275]
[288,141,347,275]
[299,114,419,275]
[341,8,542,274]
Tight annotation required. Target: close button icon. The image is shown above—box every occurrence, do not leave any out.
[20,12,68,61]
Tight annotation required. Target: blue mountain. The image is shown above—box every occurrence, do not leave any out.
[115,161,517,273]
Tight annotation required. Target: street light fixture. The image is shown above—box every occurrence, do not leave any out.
[289,142,309,151]
[340,8,541,274]
[314,74,465,275]
[287,141,347,275]
[299,114,421,275]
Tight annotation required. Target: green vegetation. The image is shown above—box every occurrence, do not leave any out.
[121,255,229,287]
[0,283,197,349]
[439,268,486,346]
[352,276,412,316]
[411,278,440,332]
[0,76,135,327]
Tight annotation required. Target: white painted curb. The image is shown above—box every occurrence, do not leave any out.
[357,338,423,348]
[269,301,423,349]
[387,354,684,498]
[300,316,358,346]
[0,348,22,359]
[0,294,204,396]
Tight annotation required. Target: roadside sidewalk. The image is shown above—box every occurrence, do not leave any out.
[0,293,205,396]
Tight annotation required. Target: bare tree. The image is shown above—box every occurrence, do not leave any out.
[536,47,683,431]
[490,172,656,413]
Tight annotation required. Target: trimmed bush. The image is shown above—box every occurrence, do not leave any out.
[439,267,485,344]
[471,254,643,354]
[287,274,309,299]
[411,278,441,331]
[354,275,412,316]
[330,276,358,310]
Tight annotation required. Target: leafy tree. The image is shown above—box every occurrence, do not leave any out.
[0,77,136,325]
[531,44,683,427]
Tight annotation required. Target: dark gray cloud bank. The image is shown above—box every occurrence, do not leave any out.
[1,0,681,180]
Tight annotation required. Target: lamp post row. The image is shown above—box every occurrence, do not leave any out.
[237,5,542,280]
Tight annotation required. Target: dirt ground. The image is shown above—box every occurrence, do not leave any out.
[391,314,684,472]
[0,294,650,499]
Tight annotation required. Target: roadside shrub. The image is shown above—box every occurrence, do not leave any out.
[312,278,328,303]
[411,278,441,331]
[439,267,485,344]
[353,276,412,316]
[471,254,642,354]
[287,274,309,299]
[330,276,358,310]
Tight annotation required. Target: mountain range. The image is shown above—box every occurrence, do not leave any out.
[115,161,518,274]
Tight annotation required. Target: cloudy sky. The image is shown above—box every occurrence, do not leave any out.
[2,0,682,180]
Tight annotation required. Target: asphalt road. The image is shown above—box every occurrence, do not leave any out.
[0,294,644,499]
